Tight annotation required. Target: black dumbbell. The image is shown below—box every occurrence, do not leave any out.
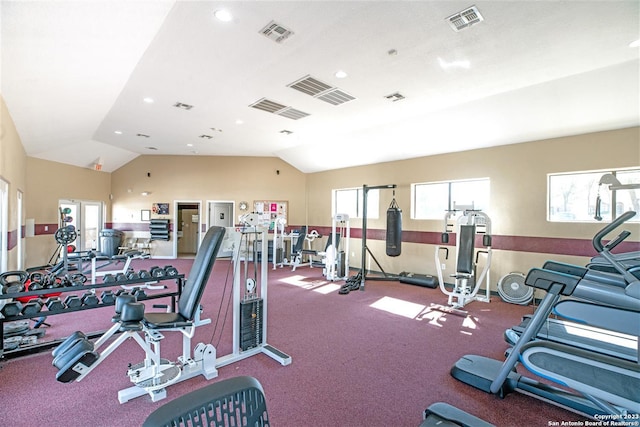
[63,295,82,309]
[80,292,99,306]
[149,266,165,278]
[22,299,44,316]
[103,274,116,283]
[126,270,140,281]
[115,273,128,282]
[164,265,179,276]
[131,287,147,300]
[1,301,23,317]
[45,297,65,311]
[138,270,152,279]
[100,290,115,305]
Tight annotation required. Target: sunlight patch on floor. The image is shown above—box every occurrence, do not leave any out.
[313,283,341,294]
[279,274,318,289]
[370,296,426,319]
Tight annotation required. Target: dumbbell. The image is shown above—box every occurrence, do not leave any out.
[80,292,99,306]
[63,295,82,309]
[22,299,44,316]
[126,270,140,281]
[131,287,147,300]
[164,265,179,276]
[149,266,165,278]
[115,273,128,282]
[1,301,23,318]
[100,290,115,305]
[138,270,152,280]
[45,297,65,311]
[103,274,116,283]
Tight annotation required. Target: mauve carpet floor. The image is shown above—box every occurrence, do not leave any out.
[1,258,588,427]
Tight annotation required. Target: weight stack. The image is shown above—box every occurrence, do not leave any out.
[240,298,263,351]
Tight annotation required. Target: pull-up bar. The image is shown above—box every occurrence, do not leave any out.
[359,184,399,290]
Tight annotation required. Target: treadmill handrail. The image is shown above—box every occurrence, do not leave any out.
[593,210,636,253]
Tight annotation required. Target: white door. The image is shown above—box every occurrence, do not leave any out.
[208,201,234,257]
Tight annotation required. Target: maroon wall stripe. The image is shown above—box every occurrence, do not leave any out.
[22,222,640,258]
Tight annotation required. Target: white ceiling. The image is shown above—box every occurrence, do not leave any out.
[2,1,639,173]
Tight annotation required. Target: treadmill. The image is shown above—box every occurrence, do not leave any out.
[452,212,640,418]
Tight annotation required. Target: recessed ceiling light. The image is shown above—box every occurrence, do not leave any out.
[145,146,158,151]
[214,9,233,22]
[187,143,193,147]
[143,97,154,103]
[280,130,293,135]
[335,70,348,79]
[137,133,150,138]
[236,119,244,125]
[438,57,470,70]
[114,130,122,135]
[630,39,640,48]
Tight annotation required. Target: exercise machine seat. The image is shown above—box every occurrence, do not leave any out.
[142,376,269,427]
[143,226,225,330]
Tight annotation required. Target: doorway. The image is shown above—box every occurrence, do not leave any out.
[175,201,202,258]
[207,200,234,257]
[58,199,103,252]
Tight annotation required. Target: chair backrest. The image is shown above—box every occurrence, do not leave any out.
[142,376,269,427]
[291,226,307,253]
[178,226,226,321]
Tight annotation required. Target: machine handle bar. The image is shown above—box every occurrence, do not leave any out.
[592,210,636,253]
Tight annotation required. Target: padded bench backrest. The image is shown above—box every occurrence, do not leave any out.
[178,226,226,321]
[456,225,476,275]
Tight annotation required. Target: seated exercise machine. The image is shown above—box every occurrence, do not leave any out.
[451,213,640,418]
[52,223,290,403]
[291,225,345,279]
[434,205,492,311]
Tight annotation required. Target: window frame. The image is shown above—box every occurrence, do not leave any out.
[411,178,490,220]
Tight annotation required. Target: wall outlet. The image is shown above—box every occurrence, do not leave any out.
[441,263,446,270]
[44,225,48,231]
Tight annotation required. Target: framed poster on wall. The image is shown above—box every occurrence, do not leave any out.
[253,200,288,230]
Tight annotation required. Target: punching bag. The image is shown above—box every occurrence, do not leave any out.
[386,198,402,257]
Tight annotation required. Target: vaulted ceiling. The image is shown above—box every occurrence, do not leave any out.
[2,1,638,173]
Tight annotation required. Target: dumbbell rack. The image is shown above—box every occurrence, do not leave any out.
[0,274,185,359]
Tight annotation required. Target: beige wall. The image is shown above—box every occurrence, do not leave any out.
[0,95,28,269]
[25,158,111,267]
[306,127,640,285]
[110,155,307,257]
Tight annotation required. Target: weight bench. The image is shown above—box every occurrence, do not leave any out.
[51,226,226,403]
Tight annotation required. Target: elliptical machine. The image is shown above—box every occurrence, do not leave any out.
[434,204,492,310]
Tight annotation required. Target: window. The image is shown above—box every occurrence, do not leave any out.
[412,178,490,220]
[548,168,640,222]
[333,187,379,218]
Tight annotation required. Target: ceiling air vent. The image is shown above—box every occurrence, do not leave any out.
[288,75,356,106]
[385,92,405,102]
[249,98,309,120]
[174,102,194,110]
[277,107,309,120]
[446,5,484,32]
[317,89,356,106]
[260,20,294,43]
